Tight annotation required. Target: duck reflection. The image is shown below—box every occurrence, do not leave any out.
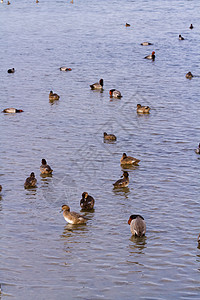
[61,223,89,238]
[113,187,130,198]
[129,235,147,252]
[121,164,139,171]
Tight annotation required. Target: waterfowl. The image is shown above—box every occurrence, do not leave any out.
[61,205,88,224]
[185,71,193,79]
[80,192,95,210]
[195,143,200,154]
[104,132,117,141]
[90,79,103,90]
[24,172,37,189]
[144,51,155,60]
[179,34,184,40]
[40,159,53,174]
[49,90,60,101]
[109,89,122,98]
[141,42,153,46]
[7,1,10,4]
[137,104,150,114]
[7,68,15,73]
[125,23,130,27]
[189,24,193,29]
[36,0,39,2]
[113,171,129,188]
[0,185,2,192]
[128,215,146,237]
[120,153,140,165]
[60,67,72,71]
[2,108,24,113]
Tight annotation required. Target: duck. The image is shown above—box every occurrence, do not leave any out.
[113,171,129,188]
[185,71,193,79]
[137,104,150,114]
[120,153,140,165]
[61,205,88,224]
[0,185,2,192]
[189,24,193,29]
[36,0,39,2]
[7,1,10,4]
[49,90,60,101]
[179,34,184,40]
[90,79,103,90]
[128,215,146,237]
[40,159,53,174]
[144,51,155,60]
[80,192,95,210]
[2,108,24,113]
[141,42,153,46]
[109,89,122,98]
[7,68,15,73]
[104,132,117,141]
[60,67,72,72]
[125,23,130,27]
[24,172,37,189]
[195,143,200,154]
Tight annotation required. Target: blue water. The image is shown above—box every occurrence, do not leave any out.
[0,0,200,299]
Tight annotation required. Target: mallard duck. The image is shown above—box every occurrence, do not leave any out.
[80,192,95,210]
[195,143,200,154]
[40,159,53,174]
[49,91,60,101]
[189,24,193,29]
[137,104,150,114]
[109,89,122,98]
[7,68,15,73]
[120,153,140,165]
[140,42,153,46]
[2,108,24,113]
[61,205,88,224]
[179,34,184,40]
[185,72,193,79]
[113,171,129,188]
[60,67,72,71]
[128,215,146,237]
[104,132,117,141]
[90,79,103,90]
[144,51,155,60]
[24,172,37,189]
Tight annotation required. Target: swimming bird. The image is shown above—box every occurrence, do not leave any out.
[195,143,200,154]
[60,67,72,71]
[49,90,60,101]
[189,24,193,29]
[120,153,140,165]
[128,215,146,237]
[80,192,95,210]
[104,132,117,141]
[179,34,184,40]
[7,68,15,73]
[24,172,37,189]
[7,1,10,4]
[137,104,150,113]
[185,71,193,79]
[125,23,130,27]
[40,159,53,174]
[113,171,129,188]
[141,42,153,46]
[61,205,88,224]
[109,89,122,98]
[90,79,103,90]
[144,51,155,60]
[36,0,39,3]
[2,108,24,113]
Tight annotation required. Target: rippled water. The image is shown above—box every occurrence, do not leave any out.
[1,0,200,299]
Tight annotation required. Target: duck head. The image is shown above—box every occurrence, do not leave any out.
[42,158,47,165]
[128,214,144,225]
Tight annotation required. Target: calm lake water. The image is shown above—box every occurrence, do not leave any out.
[1,0,200,299]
